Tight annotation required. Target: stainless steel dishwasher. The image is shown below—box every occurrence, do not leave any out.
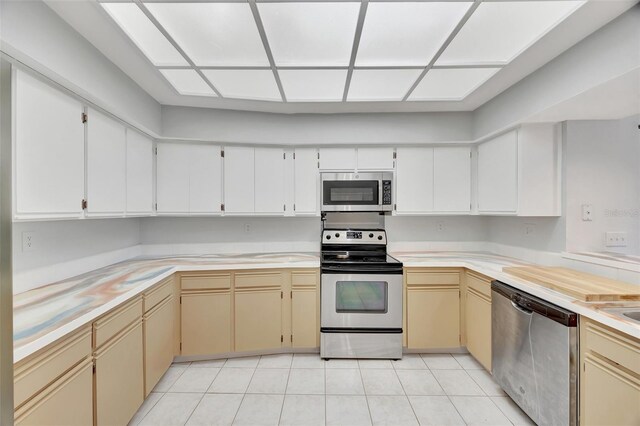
[491,281,578,426]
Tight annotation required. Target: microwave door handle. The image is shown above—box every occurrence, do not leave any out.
[378,180,383,207]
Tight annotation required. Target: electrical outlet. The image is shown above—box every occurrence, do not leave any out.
[582,204,593,221]
[524,223,536,236]
[605,232,627,247]
[22,232,36,252]
[244,223,251,233]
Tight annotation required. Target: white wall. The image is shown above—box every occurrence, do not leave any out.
[0,0,162,135]
[161,106,472,145]
[473,5,640,140]
[565,115,640,255]
[12,219,142,293]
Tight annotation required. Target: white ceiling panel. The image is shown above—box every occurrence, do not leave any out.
[279,70,348,102]
[102,3,187,66]
[145,3,269,66]
[203,70,281,101]
[347,69,422,101]
[356,2,472,67]
[160,69,216,96]
[258,2,360,66]
[409,68,500,101]
[437,1,585,66]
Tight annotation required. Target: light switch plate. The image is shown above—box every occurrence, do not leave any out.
[582,204,593,221]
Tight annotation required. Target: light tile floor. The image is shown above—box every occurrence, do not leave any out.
[129,353,536,426]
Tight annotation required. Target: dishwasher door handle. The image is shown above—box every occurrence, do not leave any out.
[511,300,533,315]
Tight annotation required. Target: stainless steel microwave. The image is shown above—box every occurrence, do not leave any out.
[321,172,393,212]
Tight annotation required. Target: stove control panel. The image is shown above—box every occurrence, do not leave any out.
[323,230,386,244]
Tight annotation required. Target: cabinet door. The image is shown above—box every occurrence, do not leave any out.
[407,288,460,349]
[293,148,319,215]
[95,322,144,426]
[466,289,492,371]
[15,69,85,219]
[319,148,357,170]
[434,147,471,212]
[156,143,190,214]
[224,146,255,213]
[14,359,93,426]
[396,147,434,213]
[86,108,127,216]
[291,271,319,348]
[582,354,640,426]
[235,271,283,352]
[181,292,231,356]
[143,297,174,395]
[477,131,517,213]
[255,148,285,214]
[126,130,154,214]
[357,147,394,170]
[189,144,222,213]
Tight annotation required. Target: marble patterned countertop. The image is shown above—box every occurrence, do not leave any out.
[13,253,319,363]
[14,250,640,363]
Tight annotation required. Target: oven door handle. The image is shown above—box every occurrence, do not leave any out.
[321,266,403,274]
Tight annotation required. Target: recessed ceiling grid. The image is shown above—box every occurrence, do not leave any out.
[100,0,585,103]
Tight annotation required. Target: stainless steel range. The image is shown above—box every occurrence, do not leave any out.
[320,226,403,360]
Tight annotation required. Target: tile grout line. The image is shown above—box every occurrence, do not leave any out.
[391,360,422,425]
[182,365,224,425]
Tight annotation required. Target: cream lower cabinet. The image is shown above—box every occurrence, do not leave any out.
[180,273,232,356]
[406,269,461,349]
[235,271,283,352]
[143,296,174,395]
[14,326,93,426]
[94,298,144,426]
[15,359,94,426]
[291,270,320,348]
[465,271,492,371]
[580,318,640,426]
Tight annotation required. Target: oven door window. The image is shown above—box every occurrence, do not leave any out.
[323,181,379,205]
[335,281,388,313]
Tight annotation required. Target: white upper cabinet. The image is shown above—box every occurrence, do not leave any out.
[517,124,560,216]
[357,147,395,170]
[318,148,357,170]
[156,143,191,214]
[434,147,471,213]
[157,142,222,214]
[255,148,286,214]
[189,144,223,214]
[125,130,154,215]
[293,148,319,215]
[14,69,85,219]
[86,108,127,216]
[223,146,255,214]
[477,131,518,213]
[396,147,434,213]
[477,124,559,216]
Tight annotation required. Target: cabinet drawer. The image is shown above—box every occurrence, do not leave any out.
[144,278,173,312]
[583,319,640,375]
[406,270,460,286]
[15,358,93,426]
[93,297,143,348]
[14,326,92,409]
[466,272,492,299]
[182,273,231,291]
[235,271,283,289]
[292,270,318,288]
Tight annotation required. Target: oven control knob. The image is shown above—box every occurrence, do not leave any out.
[377,235,383,240]
[326,235,331,240]
[369,233,374,238]
[335,233,340,238]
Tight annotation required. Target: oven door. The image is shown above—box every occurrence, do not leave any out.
[321,273,402,330]
[321,173,388,212]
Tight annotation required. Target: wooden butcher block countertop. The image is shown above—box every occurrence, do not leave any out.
[503,266,640,302]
